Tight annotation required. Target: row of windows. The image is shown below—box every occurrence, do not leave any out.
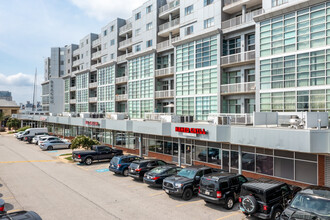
[260,2,330,57]
[98,65,115,86]
[76,103,88,113]
[129,54,154,80]
[98,85,114,102]
[128,79,153,99]
[97,102,114,113]
[128,100,153,119]
[76,89,88,103]
[76,73,88,89]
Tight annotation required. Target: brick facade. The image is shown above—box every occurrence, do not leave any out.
[318,155,325,186]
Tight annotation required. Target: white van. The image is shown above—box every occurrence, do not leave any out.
[20,128,48,140]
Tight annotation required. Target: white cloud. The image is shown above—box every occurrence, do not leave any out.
[70,0,146,21]
[0,73,34,87]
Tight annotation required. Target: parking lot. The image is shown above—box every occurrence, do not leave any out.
[0,134,250,220]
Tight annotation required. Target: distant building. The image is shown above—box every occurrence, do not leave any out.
[20,101,42,111]
[0,91,12,101]
[0,99,20,116]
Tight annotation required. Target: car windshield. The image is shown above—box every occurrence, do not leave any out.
[290,194,330,217]
[149,167,167,174]
[177,169,197,179]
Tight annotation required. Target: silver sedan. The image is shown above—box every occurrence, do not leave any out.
[40,140,71,151]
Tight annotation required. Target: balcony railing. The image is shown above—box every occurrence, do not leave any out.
[117,54,127,63]
[221,50,255,66]
[119,38,133,48]
[89,97,97,102]
[223,0,242,7]
[155,66,175,77]
[92,38,101,47]
[155,90,174,99]
[115,76,128,84]
[159,18,180,32]
[221,9,263,30]
[69,99,76,104]
[70,86,76,91]
[89,82,98,88]
[119,22,132,35]
[73,49,80,56]
[156,36,180,51]
[159,0,180,15]
[72,60,81,67]
[208,113,253,125]
[220,82,256,94]
[92,51,101,59]
[115,94,128,101]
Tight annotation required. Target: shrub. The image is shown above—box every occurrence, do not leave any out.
[71,135,100,150]
[17,126,30,132]
[6,118,20,130]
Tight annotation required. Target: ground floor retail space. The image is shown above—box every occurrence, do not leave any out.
[21,120,329,188]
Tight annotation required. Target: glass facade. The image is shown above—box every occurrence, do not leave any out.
[76,72,89,112]
[260,3,330,57]
[64,78,70,112]
[97,65,115,112]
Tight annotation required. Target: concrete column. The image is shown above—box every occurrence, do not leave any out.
[169,13,172,22]
[169,32,172,42]
[112,131,115,147]
[126,33,129,40]
[20,120,23,128]
[168,53,172,67]
[178,139,181,167]
[242,5,246,23]
[139,134,142,157]
[238,145,242,174]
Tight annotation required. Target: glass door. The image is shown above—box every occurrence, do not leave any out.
[223,150,230,172]
[185,145,192,165]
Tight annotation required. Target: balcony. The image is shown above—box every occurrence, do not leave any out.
[119,22,132,36]
[73,49,80,57]
[115,94,128,102]
[69,99,76,104]
[117,54,127,63]
[115,76,128,84]
[159,0,180,18]
[155,66,175,78]
[156,36,180,52]
[72,60,81,67]
[221,9,263,32]
[89,97,97,103]
[89,82,98,88]
[158,18,180,37]
[220,82,256,95]
[92,51,101,60]
[155,90,174,99]
[118,38,133,50]
[221,50,255,67]
[223,0,262,14]
[92,38,101,48]
[70,86,76,91]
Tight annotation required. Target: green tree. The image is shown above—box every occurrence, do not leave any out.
[71,135,100,151]
[0,112,4,127]
[6,118,20,130]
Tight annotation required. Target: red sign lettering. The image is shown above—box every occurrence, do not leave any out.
[85,121,100,126]
[175,127,207,135]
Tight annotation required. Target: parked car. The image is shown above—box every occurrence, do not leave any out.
[128,159,168,180]
[239,179,301,220]
[162,166,220,201]
[109,155,143,176]
[198,173,248,209]
[38,136,60,146]
[40,140,71,151]
[72,145,123,165]
[278,185,330,220]
[143,165,182,187]
[24,132,49,143]
[20,128,48,141]
[16,132,25,140]
[14,131,23,138]
[0,199,41,220]
[32,134,49,145]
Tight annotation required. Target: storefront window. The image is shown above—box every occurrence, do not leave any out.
[208,147,221,165]
[295,160,317,184]
[195,146,207,162]
[242,153,255,172]
[256,155,273,175]
[164,141,172,155]
[274,157,294,180]
[173,142,178,156]
[231,151,238,168]
[156,139,164,154]
[148,137,156,152]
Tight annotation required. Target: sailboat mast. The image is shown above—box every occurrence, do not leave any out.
[32,68,37,112]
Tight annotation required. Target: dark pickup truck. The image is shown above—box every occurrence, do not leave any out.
[72,145,123,165]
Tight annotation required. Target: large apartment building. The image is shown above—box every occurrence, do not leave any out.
[20,0,330,188]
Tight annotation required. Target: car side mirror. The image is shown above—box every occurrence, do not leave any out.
[195,176,200,181]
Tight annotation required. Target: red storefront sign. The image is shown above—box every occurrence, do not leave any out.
[175,127,207,135]
[85,121,100,126]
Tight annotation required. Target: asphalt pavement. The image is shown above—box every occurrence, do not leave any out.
[0,134,249,220]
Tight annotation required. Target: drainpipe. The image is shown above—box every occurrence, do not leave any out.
[178,138,181,167]
[238,145,242,174]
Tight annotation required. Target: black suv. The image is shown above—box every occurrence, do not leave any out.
[162,166,218,201]
[128,159,167,180]
[278,185,330,220]
[198,173,248,209]
[239,179,301,220]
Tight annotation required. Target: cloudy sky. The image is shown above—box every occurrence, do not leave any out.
[0,0,145,104]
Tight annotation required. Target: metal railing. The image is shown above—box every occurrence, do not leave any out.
[155,90,174,99]
[72,60,81,67]
[209,113,253,125]
[115,94,128,101]
[69,99,76,104]
[73,49,80,56]
[220,82,256,94]
[155,66,175,77]
[88,97,97,102]
[117,54,127,63]
[119,22,132,35]
[92,51,101,59]
[159,18,180,32]
[159,0,180,15]
[221,9,263,29]
[119,38,133,48]
[115,76,128,84]
[145,113,174,121]
[70,86,76,91]
[223,0,242,7]
[92,38,101,47]
[156,36,180,51]
[221,50,255,66]
[89,82,98,88]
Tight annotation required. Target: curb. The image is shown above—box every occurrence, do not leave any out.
[57,155,74,164]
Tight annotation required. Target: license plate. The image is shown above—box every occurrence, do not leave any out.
[205,191,210,195]
[165,189,169,193]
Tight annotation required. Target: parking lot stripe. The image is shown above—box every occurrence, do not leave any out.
[0,160,56,164]
[1,197,14,200]
[149,192,164,197]
[215,211,241,220]
[6,209,22,214]
[176,200,203,207]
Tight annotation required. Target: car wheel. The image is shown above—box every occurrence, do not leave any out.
[47,146,53,151]
[241,195,258,215]
[35,141,38,145]
[182,188,193,201]
[224,196,234,210]
[85,157,93,165]
[271,208,282,220]
[68,144,71,149]
[123,168,129,176]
